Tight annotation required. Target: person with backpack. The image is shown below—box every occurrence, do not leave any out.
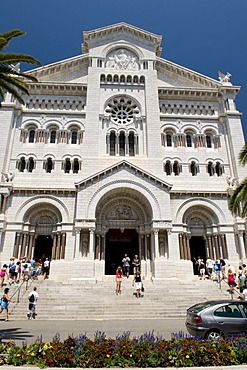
[27,287,39,319]
[0,287,14,321]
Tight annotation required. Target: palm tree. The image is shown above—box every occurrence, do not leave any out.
[0,29,41,106]
[229,143,247,218]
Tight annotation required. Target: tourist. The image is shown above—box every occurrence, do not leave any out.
[206,257,214,278]
[199,259,205,280]
[115,266,123,295]
[27,286,39,319]
[0,264,8,287]
[122,254,130,278]
[228,268,237,291]
[132,255,140,274]
[132,270,142,298]
[0,287,14,321]
[43,258,50,280]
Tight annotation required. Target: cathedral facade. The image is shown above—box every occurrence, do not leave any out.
[0,23,246,281]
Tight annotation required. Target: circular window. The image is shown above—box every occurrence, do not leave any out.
[105,97,139,125]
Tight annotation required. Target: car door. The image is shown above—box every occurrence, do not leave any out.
[213,303,247,336]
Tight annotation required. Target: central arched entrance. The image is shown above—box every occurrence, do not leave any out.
[105,228,139,274]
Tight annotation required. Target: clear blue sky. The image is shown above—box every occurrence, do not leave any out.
[1,0,246,139]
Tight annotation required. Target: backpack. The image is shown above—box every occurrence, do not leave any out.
[29,294,35,302]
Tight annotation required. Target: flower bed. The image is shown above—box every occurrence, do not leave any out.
[0,330,247,368]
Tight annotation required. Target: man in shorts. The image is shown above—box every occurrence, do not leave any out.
[27,286,39,319]
[122,254,130,278]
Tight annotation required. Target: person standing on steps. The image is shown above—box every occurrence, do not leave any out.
[43,258,50,280]
[132,255,140,275]
[27,286,39,319]
[115,266,123,295]
[122,253,130,278]
[0,287,14,321]
[132,270,142,298]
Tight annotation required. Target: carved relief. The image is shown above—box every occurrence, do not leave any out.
[106,49,139,70]
[107,205,137,220]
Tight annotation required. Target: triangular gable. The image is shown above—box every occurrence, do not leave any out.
[82,22,162,55]
[75,160,172,190]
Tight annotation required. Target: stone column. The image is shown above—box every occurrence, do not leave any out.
[238,232,246,261]
[74,229,81,258]
[220,234,228,259]
[207,235,214,259]
[153,229,159,259]
[89,228,95,259]
[56,233,61,259]
[140,235,145,260]
[95,234,100,260]
[1,195,8,214]
[20,233,27,257]
[100,234,105,260]
[13,233,21,258]
[60,233,66,259]
[179,234,183,259]
[214,234,220,259]
[186,235,191,260]
[52,234,57,260]
[27,233,34,260]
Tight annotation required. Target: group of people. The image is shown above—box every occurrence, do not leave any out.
[0,256,50,287]
[195,256,227,281]
[115,254,143,297]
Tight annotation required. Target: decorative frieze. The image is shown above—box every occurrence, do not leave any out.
[25,98,86,111]
[160,103,216,116]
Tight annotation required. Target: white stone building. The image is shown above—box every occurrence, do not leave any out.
[0,23,246,281]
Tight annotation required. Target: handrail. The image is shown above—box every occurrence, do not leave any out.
[10,278,30,303]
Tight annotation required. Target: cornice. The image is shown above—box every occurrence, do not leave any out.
[83,23,162,56]
[158,87,220,100]
[170,191,227,197]
[12,188,76,195]
[27,82,87,96]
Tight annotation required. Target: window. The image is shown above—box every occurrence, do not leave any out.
[119,132,125,156]
[29,130,35,143]
[27,157,34,173]
[190,161,198,176]
[164,161,172,176]
[73,158,80,173]
[50,130,56,143]
[45,158,53,173]
[215,162,224,176]
[71,131,77,144]
[120,75,125,83]
[100,74,105,82]
[186,134,192,147]
[207,162,215,176]
[173,161,181,176]
[128,132,135,156]
[18,157,26,172]
[64,158,71,173]
[206,135,212,148]
[166,134,172,147]
[110,131,116,156]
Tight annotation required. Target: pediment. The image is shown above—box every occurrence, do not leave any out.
[75,160,172,191]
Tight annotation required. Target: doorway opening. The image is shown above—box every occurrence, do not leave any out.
[105,229,139,275]
[189,236,206,275]
[34,235,53,261]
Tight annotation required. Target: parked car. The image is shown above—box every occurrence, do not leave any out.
[186,300,247,340]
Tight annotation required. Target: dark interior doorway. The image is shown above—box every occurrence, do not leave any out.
[189,236,206,275]
[105,229,139,275]
[34,235,53,261]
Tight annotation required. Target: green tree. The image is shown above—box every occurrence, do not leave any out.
[229,142,247,218]
[0,29,41,105]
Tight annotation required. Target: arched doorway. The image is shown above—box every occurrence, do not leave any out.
[190,236,206,275]
[34,235,53,261]
[105,229,139,274]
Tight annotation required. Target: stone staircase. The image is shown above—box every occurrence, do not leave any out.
[7,275,238,321]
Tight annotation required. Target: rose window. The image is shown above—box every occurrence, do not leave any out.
[105,97,140,125]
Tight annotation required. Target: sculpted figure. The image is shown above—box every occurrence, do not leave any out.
[218,71,232,84]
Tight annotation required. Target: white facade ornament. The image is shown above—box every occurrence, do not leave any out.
[1,172,15,183]
[218,71,232,85]
[226,175,238,188]
[106,49,139,70]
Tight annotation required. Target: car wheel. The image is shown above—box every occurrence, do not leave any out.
[206,330,223,340]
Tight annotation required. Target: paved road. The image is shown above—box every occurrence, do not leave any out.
[0,318,187,345]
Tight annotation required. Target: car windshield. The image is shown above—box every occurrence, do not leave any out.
[188,302,214,313]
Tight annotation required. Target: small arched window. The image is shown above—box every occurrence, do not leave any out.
[113,75,119,83]
[28,130,35,143]
[27,157,34,173]
[215,162,224,176]
[18,157,26,172]
[207,162,215,176]
[110,131,116,156]
[173,161,180,176]
[206,134,212,148]
[128,131,135,156]
[186,134,193,147]
[73,158,80,174]
[119,131,125,156]
[164,161,172,176]
[120,75,125,83]
[71,131,77,144]
[133,76,138,83]
[190,161,198,176]
[100,74,105,82]
[166,134,172,147]
[64,158,71,173]
[127,75,132,83]
[45,158,53,173]
[140,76,145,84]
[50,130,56,143]
[107,75,112,82]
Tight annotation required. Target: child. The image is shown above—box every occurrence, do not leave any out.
[115,266,123,295]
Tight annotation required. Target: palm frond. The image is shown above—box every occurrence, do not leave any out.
[229,178,247,218]
[0,78,27,105]
[0,53,41,66]
[0,30,26,51]
[238,142,247,166]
